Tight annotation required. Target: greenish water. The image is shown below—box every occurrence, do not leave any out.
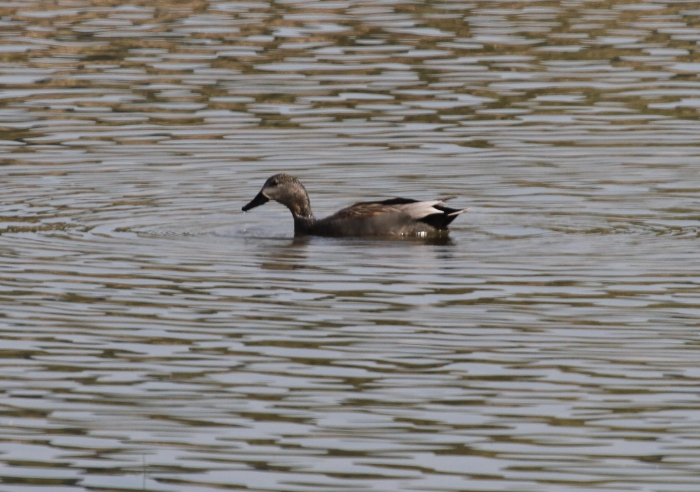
[1,1,700,491]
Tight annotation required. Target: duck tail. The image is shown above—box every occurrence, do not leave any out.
[447,207,469,216]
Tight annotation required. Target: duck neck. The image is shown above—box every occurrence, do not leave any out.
[279,188,314,234]
[292,212,315,235]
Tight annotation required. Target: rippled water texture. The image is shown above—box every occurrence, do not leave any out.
[1,1,700,491]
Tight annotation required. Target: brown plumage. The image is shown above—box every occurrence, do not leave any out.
[242,174,468,237]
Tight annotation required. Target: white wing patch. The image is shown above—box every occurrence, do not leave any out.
[398,200,469,219]
[399,200,446,219]
[448,207,469,216]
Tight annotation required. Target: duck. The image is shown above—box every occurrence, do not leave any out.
[242,173,468,237]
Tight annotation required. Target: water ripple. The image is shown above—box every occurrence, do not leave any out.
[1,1,700,491]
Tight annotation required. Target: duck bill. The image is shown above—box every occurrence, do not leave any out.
[242,190,270,211]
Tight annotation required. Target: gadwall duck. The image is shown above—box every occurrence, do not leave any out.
[242,174,468,237]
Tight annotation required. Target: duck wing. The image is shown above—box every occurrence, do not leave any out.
[333,197,467,228]
[329,198,417,220]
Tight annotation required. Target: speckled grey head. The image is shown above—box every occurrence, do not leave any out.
[242,173,313,218]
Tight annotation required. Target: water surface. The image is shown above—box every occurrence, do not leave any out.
[1,1,700,491]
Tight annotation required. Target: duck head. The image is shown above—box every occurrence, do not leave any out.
[242,173,313,218]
